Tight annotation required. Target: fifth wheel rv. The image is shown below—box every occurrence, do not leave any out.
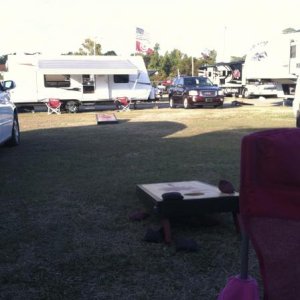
[199,32,299,99]
[199,60,281,98]
[4,54,154,112]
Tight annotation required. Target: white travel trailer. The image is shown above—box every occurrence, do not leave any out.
[4,54,153,112]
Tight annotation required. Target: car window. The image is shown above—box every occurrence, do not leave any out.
[195,77,214,86]
[183,77,214,87]
[184,78,196,86]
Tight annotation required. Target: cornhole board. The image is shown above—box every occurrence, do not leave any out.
[96,113,118,124]
[136,181,239,243]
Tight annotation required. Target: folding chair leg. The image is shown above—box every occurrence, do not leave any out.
[240,232,249,279]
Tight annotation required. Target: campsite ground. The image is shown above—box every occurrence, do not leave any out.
[0,98,294,299]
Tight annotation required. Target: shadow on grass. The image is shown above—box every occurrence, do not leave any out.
[0,119,265,300]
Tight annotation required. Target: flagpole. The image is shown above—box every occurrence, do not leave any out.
[191,56,194,76]
[134,26,136,56]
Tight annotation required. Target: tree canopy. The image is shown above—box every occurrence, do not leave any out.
[140,46,218,81]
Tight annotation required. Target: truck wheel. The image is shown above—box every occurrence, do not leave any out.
[183,97,191,109]
[7,114,20,146]
[169,98,176,108]
[65,101,79,113]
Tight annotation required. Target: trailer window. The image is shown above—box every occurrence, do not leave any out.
[44,75,70,88]
[82,75,95,93]
[114,75,129,83]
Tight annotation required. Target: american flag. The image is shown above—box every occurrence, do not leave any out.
[136,27,153,55]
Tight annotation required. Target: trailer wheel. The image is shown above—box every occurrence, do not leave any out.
[242,89,251,99]
[65,101,79,113]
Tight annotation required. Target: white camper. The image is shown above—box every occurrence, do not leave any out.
[242,33,298,98]
[200,33,299,99]
[4,54,153,112]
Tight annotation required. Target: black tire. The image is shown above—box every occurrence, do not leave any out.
[242,89,251,99]
[7,114,20,146]
[183,97,191,109]
[65,101,79,113]
[169,97,176,108]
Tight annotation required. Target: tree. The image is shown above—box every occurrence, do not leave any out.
[161,54,172,78]
[104,50,117,56]
[179,54,193,76]
[282,28,298,34]
[167,49,184,77]
[230,55,246,62]
[147,43,161,71]
[63,38,102,55]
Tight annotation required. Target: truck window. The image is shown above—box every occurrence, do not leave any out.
[44,75,70,88]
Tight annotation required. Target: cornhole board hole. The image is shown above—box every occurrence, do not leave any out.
[96,113,118,124]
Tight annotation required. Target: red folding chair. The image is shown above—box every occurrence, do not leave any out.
[114,97,131,112]
[45,98,62,114]
[239,128,300,300]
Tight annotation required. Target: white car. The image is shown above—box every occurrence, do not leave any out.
[0,80,20,146]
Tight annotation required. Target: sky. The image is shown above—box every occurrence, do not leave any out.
[1,0,300,61]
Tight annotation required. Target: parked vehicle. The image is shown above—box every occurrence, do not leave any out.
[242,34,297,99]
[0,80,20,146]
[168,76,224,108]
[4,54,155,113]
[199,61,293,99]
[199,32,300,99]
[199,61,244,97]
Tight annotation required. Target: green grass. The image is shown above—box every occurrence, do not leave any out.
[0,101,295,299]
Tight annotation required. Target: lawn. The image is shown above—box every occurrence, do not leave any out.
[0,100,295,299]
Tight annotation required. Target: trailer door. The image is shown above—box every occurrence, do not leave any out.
[95,75,109,100]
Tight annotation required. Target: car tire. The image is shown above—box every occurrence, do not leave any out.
[170,98,176,108]
[183,97,191,109]
[65,101,79,113]
[7,114,20,146]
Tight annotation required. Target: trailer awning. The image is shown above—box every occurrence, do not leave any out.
[38,59,139,75]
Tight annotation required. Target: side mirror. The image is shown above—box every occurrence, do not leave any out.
[3,80,16,91]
